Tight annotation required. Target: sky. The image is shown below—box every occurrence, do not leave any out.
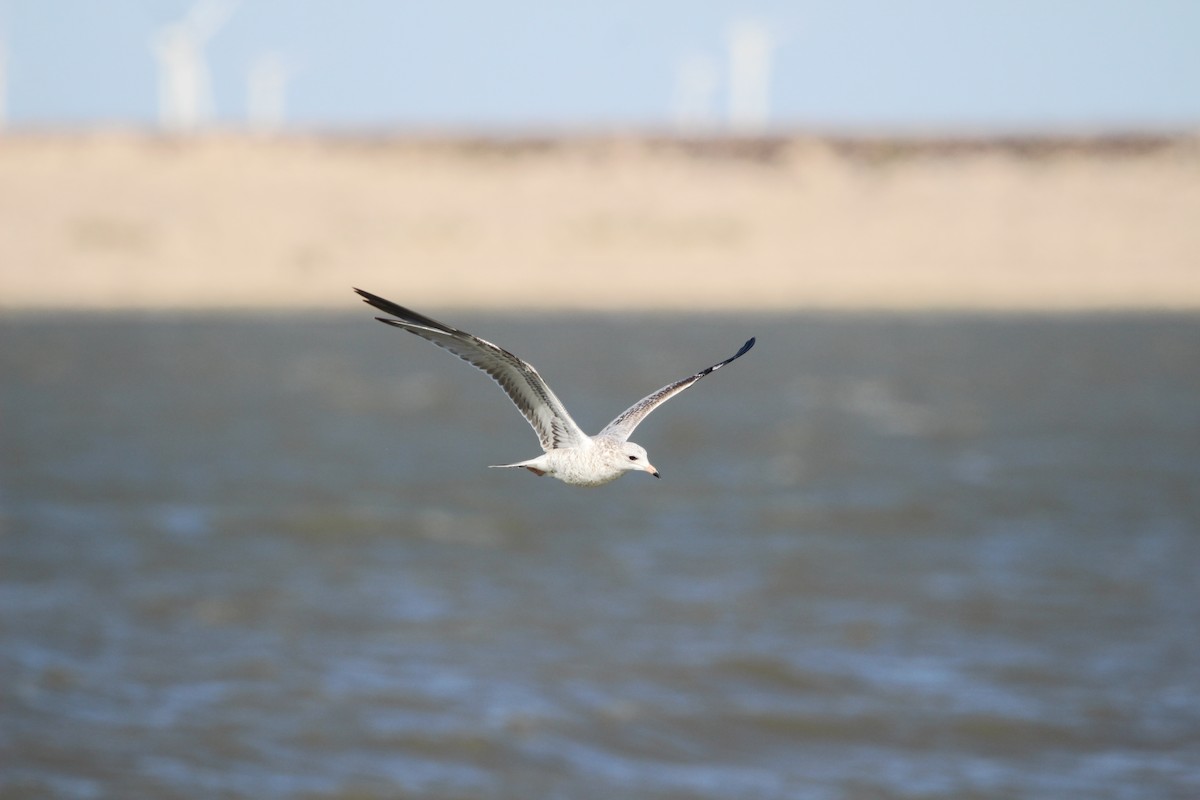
[1,0,1198,134]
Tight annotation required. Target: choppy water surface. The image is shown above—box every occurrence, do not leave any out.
[3,312,1199,799]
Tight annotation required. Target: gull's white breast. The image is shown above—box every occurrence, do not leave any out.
[544,440,625,487]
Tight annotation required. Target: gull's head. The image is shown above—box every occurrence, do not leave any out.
[619,442,660,479]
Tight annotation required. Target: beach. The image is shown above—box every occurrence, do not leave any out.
[1,132,1198,312]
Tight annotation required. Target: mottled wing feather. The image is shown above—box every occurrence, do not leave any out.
[355,288,590,452]
[599,337,756,442]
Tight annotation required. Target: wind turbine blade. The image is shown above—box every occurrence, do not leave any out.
[185,0,239,42]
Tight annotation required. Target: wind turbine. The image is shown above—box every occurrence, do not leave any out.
[726,18,775,133]
[150,0,239,132]
[246,51,291,133]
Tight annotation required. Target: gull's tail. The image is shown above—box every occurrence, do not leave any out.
[489,457,548,477]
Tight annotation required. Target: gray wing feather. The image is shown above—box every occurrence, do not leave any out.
[599,337,756,441]
[355,288,590,452]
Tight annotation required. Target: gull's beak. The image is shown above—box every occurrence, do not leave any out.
[645,463,660,478]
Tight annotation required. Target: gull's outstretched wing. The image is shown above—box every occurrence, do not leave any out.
[355,288,590,452]
[598,338,756,442]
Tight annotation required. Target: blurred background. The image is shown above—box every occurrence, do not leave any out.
[0,0,1198,310]
[3,2,1200,799]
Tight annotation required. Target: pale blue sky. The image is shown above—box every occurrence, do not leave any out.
[2,0,1198,132]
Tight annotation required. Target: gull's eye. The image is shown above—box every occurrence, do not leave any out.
[628,455,638,461]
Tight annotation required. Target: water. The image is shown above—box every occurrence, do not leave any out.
[3,312,1199,799]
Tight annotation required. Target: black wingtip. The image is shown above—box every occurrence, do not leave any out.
[354,287,386,307]
[356,288,400,323]
[354,288,458,334]
[723,337,755,366]
[354,287,383,310]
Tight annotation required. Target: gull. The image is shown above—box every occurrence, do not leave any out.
[355,288,756,486]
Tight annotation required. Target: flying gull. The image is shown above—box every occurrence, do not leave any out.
[355,288,756,486]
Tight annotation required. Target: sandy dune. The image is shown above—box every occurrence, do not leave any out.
[2,132,1197,312]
